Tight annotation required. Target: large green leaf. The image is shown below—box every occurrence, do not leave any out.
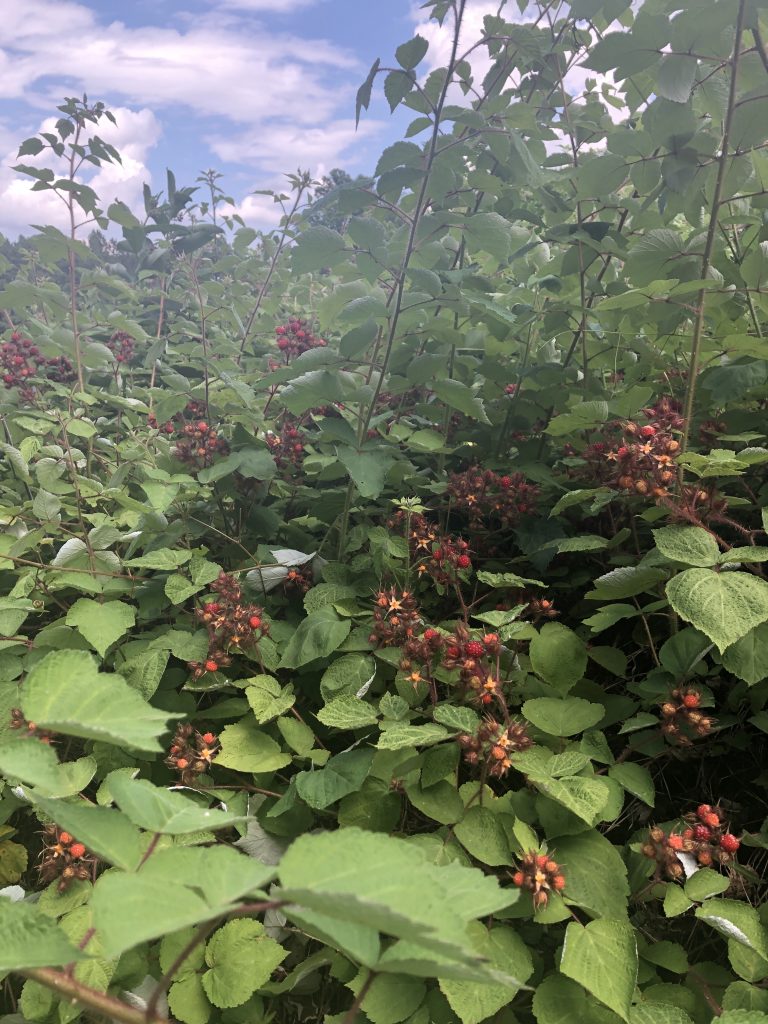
[559,918,638,1021]
[529,624,587,691]
[202,920,286,1008]
[721,624,768,685]
[21,650,178,751]
[215,720,291,773]
[696,900,768,960]
[65,598,135,657]
[0,739,95,798]
[666,569,768,652]
[554,831,630,919]
[32,795,144,871]
[278,608,351,669]
[522,697,604,737]
[439,923,533,1023]
[653,526,720,567]
[0,900,85,971]
[108,774,251,834]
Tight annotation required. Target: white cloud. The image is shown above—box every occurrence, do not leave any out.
[0,107,161,237]
[0,0,376,234]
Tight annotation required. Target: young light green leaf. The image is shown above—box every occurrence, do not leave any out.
[653,526,720,567]
[0,900,85,971]
[21,650,178,751]
[529,623,587,691]
[560,918,638,1021]
[202,919,286,1008]
[108,774,251,835]
[522,697,604,737]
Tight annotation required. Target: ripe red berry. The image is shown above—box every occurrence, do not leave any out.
[512,871,525,886]
[204,603,220,614]
[204,659,219,673]
[720,833,740,853]
[249,615,262,629]
[552,875,566,891]
[682,693,701,709]
[58,832,72,845]
[176,757,189,770]
[69,843,86,859]
[465,641,485,658]
[201,732,216,745]
[640,425,656,437]
[457,554,471,569]
[667,834,684,851]
[703,812,720,828]
[483,633,499,647]
[536,854,549,868]
[696,804,712,820]
[423,628,438,640]
[446,645,461,659]
[500,476,512,488]
[197,421,209,433]
[694,825,711,841]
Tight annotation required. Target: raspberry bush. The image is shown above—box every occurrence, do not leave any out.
[1,3,768,1024]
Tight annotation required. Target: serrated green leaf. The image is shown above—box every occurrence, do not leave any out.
[65,598,135,657]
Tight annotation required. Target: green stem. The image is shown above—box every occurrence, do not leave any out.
[680,0,747,453]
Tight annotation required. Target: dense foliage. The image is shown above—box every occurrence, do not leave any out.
[1,1,768,1022]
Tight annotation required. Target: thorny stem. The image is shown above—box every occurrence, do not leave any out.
[681,0,747,453]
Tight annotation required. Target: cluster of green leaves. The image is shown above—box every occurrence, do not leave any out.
[1,0,768,1022]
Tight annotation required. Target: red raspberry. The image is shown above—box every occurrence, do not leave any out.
[204,659,219,673]
[536,854,549,868]
[423,628,438,640]
[694,825,711,841]
[69,843,86,859]
[552,875,566,891]
[512,871,525,886]
[703,812,720,828]
[483,633,499,647]
[696,804,712,820]
[640,425,656,437]
[197,421,209,433]
[720,834,740,853]
[201,732,216,745]
[500,476,512,488]
[249,615,262,629]
[481,693,493,705]
[465,641,485,658]
[682,692,701,708]
[616,446,629,458]
[204,602,220,614]
[176,757,189,770]
[667,834,684,851]
[447,645,461,659]
[58,832,72,845]
[457,554,471,569]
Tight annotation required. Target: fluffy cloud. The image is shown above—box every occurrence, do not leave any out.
[0,0,374,235]
[0,107,161,237]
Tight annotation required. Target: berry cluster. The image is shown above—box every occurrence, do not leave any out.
[524,596,558,621]
[38,826,96,892]
[512,851,566,910]
[443,624,504,706]
[187,572,269,679]
[580,416,681,498]
[274,318,327,361]
[265,422,306,471]
[284,567,314,594]
[447,468,539,528]
[45,355,76,383]
[457,716,532,778]
[1,333,75,398]
[165,723,220,784]
[642,805,740,879]
[660,688,714,746]
[392,511,473,584]
[369,588,421,648]
[107,330,135,364]
[398,625,445,690]
[10,708,56,745]
[174,420,230,470]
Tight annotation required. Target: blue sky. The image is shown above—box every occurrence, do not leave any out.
[0,0,435,237]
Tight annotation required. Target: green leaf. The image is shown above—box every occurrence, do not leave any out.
[463,212,511,261]
[439,924,533,1023]
[395,35,429,70]
[66,598,135,657]
[453,807,513,866]
[684,868,730,902]
[663,884,693,918]
[608,763,655,806]
[0,739,95,798]
[559,918,638,1020]
[292,226,346,274]
[666,569,768,652]
[32,795,143,871]
[630,1005,694,1024]
[377,722,448,750]
[295,749,374,809]
[522,697,603,737]
[21,650,177,751]
[336,447,395,499]
[653,526,720,567]
[124,549,192,570]
[554,831,630,919]
[0,900,85,970]
[317,696,379,729]
[587,567,666,600]
[215,720,291,773]
[202,920,286,1008]
[347,970,425,1024]
[433,705,480,733]
[533,974,622,1024]
[531,776,611,825]
[431,379,490,424]
[529,624,587,692]
[278,608,352,669]
[168,975,211,1024]
[655,54,698,103]
[108,774,250,834]
[721,624,768,685]
[695,900,768,960]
